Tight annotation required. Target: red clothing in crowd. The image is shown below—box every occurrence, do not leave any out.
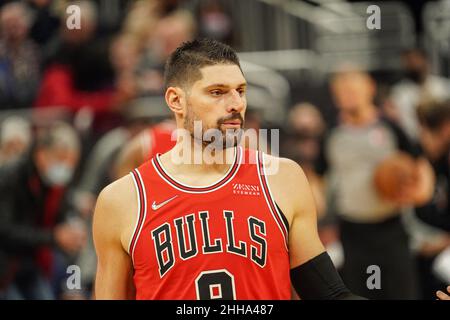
[34,64,115,113]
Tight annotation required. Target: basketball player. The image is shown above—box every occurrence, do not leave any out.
[93,39,364,300]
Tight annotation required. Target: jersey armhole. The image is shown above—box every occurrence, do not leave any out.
[257,151,290,249]
[128,169,147,263]
[275,202,290,235]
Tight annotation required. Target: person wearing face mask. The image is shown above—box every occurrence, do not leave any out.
[0,121,86,300]
[388,48,450,142]
[133,9,197,96]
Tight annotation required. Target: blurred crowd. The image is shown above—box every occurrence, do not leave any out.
[0,0,448,300]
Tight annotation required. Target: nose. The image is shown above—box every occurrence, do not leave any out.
[226,89,245,113]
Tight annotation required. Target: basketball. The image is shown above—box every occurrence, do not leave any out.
[373,152,419,202]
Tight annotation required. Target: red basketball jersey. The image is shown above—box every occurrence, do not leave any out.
[129,146,291,300]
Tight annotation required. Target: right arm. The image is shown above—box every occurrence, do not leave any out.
[93,175,137,299]
[266,155,365,300]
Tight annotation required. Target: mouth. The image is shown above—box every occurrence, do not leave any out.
[221,120,242,126]
[221,123,242,130]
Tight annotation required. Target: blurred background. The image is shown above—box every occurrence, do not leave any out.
[0,0,448,300]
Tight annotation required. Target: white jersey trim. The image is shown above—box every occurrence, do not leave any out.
[129,169,148,265]
[152,146,243,193]
[128,171,141,257]
[256,151,289,250]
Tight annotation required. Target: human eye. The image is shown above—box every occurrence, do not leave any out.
[237,88,246,96]
[210,89,223,96]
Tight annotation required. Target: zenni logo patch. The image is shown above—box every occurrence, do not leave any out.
[232,183,261,196]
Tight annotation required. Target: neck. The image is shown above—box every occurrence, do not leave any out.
[160,135,237,178]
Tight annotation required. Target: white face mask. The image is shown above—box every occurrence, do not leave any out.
[44,163,74,187]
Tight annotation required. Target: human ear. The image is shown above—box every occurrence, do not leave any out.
[165,86,185,116]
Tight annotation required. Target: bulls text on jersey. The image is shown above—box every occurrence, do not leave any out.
[151,210,267,277]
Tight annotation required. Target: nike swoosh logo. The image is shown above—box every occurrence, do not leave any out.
[151,195,178,211]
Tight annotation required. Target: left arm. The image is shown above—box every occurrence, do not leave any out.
[266,155,366,300]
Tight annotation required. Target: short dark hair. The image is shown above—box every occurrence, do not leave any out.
[164,38,241,90]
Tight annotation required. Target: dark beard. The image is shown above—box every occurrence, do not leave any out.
[185,103,245,149]
[208,127,244,149]
[216,113,245,149]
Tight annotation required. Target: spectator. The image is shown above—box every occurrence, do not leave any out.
[108,33,140,109]
[388,48,450,141]
[26,0,60,47]
[406,100,450,299]
[286,103,326,172]
[198,0,233,43]
[121,0,160,44]
[0,2,41,109]
[135,9,196,96]
[0,121,86,300]
[284,102,327,218]
[34,1,131,115]
[0,116,32,165]
[415,100,450,231]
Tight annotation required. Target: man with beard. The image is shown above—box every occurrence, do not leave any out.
[93,39,365,300]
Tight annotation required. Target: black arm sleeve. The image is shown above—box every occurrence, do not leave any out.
[290,252,367,300]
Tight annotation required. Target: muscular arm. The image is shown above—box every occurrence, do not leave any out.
[93,175,137,299]
[266,156,325,266]
[267,155,365,300]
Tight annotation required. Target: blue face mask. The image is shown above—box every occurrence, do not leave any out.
[44,162,74,187]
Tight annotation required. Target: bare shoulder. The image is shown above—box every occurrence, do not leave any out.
[263,153,308,188]
[95,174,137,217]
[93,174,138,252]
[263,153,312,224]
